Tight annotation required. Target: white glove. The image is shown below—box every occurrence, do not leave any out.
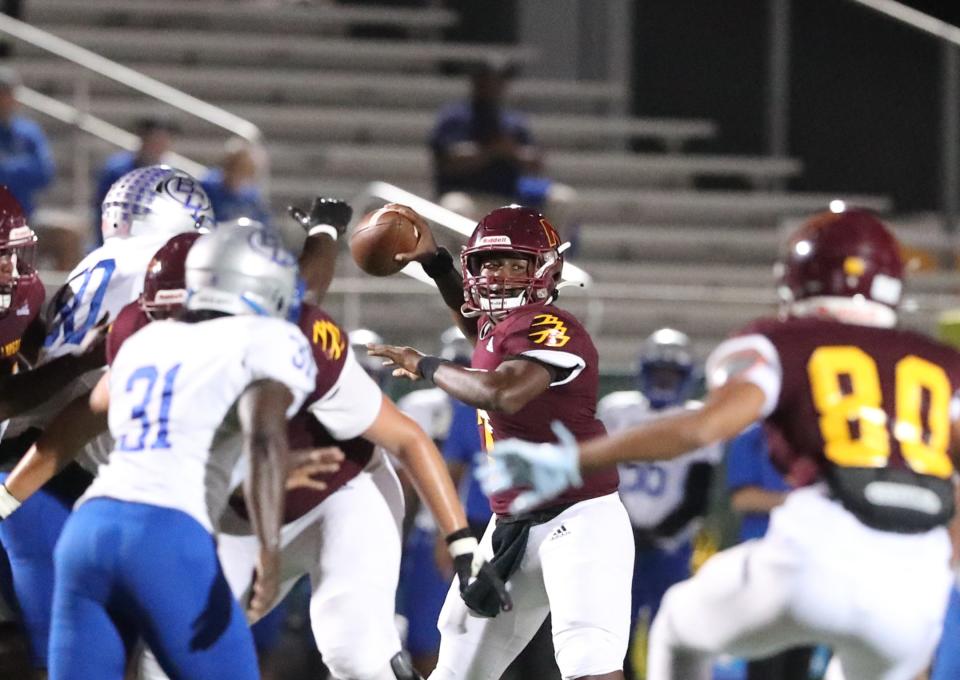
[476,421,583,514]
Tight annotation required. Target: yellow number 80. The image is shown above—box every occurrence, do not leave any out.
[807,346,954,478]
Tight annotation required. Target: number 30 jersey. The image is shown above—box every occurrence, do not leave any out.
[81,315,317,532]
[708,316,960,530]
[43,234,174,359]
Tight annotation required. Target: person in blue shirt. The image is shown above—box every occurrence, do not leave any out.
[0,67,53,221]
[91,116,178,248]
[725,423,791,543]
[200,137,270,227]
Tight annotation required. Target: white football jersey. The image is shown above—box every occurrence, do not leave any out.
[80,315,316,532]
[598,390,722,549]
[43,234,174,360]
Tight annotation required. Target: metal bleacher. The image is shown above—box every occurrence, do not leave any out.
[18,0,934,372]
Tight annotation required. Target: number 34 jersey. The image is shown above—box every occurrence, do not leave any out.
[708,316,960,525]
[81,315,317,533]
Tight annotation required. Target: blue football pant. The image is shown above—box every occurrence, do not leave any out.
[49,498,259,680]
[0,471,72,668]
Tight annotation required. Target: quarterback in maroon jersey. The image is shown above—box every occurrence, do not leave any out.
[482,209,959,680]
[369,205,633,680]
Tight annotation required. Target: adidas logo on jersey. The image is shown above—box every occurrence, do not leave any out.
[15,304,29,316]
[549,524,570,540]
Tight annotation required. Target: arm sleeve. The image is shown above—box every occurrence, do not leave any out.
[705,334,782,417]
[245,321,317,416]
[307,346,383,440]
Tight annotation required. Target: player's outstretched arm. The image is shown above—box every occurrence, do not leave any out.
[387,203,479,343]
[0,321,107,422]
[363,394,468,537]
[0,373,110,517]
[237,379,291,622]
[363,394,511,613]
[288,197,353,304]
[578,381,766,472]
[479,381,767,513]
[367,343,550,415]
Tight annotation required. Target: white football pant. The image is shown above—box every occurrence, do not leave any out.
[647,486,952,680]
[430,492,634,680]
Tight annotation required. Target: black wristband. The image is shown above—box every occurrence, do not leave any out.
[445,527,473,545]
[421,247,455,278]
[417,355,448,383]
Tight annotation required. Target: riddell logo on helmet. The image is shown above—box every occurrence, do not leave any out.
[478,236,511,246]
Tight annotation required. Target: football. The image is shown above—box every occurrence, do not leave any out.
[349,207,421,277]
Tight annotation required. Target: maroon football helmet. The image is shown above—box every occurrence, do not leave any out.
[0,186,37,315]
[140,232,201,320]
[777,208,903,325]
[460,206,564,317]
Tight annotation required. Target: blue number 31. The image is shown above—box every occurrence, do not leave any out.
[117,363,181,452]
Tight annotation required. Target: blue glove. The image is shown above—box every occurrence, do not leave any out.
[476,421,583,514]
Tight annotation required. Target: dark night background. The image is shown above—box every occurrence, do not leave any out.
[442,0,960,212]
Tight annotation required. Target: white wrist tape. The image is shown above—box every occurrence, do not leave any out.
[448,536,478,559]
[0,484,21,519]
[308,224,339,240]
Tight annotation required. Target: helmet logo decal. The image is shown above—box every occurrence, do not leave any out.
[247,228,297,266]
[843,256,866,277]
[161,176,213,218]
[529,313,571,348]
[312,319,345,361]
[478,235,511,246]
[539,219,558,248]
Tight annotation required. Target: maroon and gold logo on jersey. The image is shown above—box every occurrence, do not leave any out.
[312,320,345,361]
[529,314,571,348]
[0,337,20,358]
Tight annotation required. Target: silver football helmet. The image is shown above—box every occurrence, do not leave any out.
[101,165,214,241]
[185,219,298,319]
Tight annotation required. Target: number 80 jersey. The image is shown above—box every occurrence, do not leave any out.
[708,316,960,530]
[81,315,317,533]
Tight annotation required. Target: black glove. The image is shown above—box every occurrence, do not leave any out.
[447,529,513,617]
[287,197,353,238]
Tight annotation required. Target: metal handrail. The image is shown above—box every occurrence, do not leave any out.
[846,0,960,45]
[0,12,260,142]
[17,87,205,178]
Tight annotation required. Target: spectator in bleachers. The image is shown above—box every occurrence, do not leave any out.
[91,115,178,248]
[0,66,53,220]
[201,136,271,226]
[430,60,576,232]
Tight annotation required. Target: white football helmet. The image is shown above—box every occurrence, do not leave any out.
[185,219,298,319]
[101,165,214,241]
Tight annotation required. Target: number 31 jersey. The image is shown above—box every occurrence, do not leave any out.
[81,315,317,533]
[708,316,960,529]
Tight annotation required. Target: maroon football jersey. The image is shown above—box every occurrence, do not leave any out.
[0,277,44,370]
[473,305,617,515]
[742,316,960,484]
[231,303,375,523]
[105,301,150,366]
